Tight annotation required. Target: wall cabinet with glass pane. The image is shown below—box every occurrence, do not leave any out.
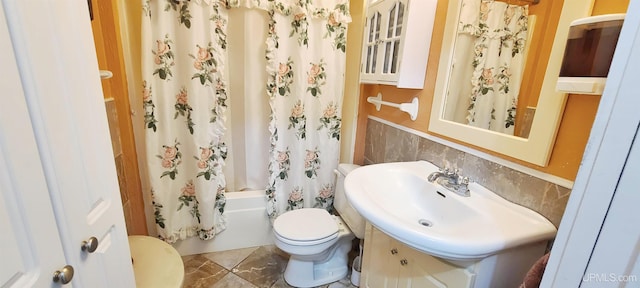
[360,0,437,89]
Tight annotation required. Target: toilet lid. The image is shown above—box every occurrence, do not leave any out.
[273,208,339,242]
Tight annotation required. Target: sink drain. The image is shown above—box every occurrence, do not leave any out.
[418,219,433,227]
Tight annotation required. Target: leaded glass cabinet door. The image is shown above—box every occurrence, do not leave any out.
[380,0,405,80]
[359,0,435,89]
[361,7,382,82]
[360,0,409,85]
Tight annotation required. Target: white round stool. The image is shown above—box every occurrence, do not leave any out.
[128,236,184,288]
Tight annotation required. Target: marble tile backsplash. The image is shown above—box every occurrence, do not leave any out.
[364,119,571,227]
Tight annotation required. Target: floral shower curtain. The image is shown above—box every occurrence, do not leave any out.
[142,0,229,242]
[461,0,528,134]
[257,0,351,219]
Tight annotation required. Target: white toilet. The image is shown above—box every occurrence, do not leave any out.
[273,164,364,287]
[128,235,184,288]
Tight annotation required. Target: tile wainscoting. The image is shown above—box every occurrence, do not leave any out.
[363,118,571,227]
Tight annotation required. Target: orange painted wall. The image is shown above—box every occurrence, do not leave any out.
[353,0,629,181]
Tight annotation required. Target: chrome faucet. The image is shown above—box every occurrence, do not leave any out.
[427,168,470,197]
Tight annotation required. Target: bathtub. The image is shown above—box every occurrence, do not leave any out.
[172,190,274,256]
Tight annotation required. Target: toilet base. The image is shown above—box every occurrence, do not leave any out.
[283,237,352,287]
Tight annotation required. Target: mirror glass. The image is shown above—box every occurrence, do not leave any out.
[429,0,593,166]
[442,0,534,137]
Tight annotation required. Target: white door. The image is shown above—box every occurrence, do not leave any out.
[581,128,640,287]
[576,5,640,285]
[1,0,135,287]
[0,2,68,285]
[541,0,640,285]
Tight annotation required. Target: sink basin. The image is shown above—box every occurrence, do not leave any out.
[344,161,557,261]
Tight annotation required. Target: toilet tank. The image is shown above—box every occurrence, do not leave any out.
[334,163,365,239]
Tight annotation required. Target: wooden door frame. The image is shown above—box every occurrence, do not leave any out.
[90,0,148,235]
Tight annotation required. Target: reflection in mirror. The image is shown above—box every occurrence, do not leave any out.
[429,0,594,166]
[443,0,533,136]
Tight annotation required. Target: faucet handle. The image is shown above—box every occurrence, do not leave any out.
[442,167,456,176]
[460,177,469,185]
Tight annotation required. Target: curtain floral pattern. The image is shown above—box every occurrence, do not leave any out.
[257,0,351,219]
[142,0,351,241]
[142,0,229,243]
[459,0,528,134]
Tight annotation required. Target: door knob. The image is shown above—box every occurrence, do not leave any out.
[52,265,74,284]
[390,248,398,255]
[81,236,99,253]
[400,259,408,266]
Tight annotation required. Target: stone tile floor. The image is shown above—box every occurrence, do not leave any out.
[181,245,359,288]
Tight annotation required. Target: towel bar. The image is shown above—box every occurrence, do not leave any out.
[366,92,419,121]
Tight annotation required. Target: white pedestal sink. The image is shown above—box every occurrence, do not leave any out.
[344,161,557,287]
